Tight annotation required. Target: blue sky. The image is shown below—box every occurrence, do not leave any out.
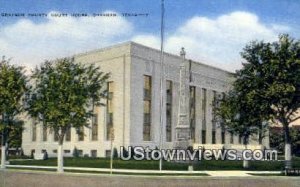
[0,0,299,71]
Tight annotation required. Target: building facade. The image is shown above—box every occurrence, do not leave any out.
[21,42,269,158]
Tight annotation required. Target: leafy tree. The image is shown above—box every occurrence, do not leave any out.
[0,57,28,169]
[26,58,109,172]
[7,120,24,150]
[270,127,300,156]
[215,35,300,168]
[239,34,300,168]
[214,90,265,168]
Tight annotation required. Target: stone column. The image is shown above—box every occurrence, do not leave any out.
[194,87,202,144]
[206,89,213,144]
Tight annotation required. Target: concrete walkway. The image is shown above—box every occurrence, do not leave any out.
[0,170,298,187]
[6,164,281,176]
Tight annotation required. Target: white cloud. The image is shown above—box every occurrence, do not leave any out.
[132,34,160,49]
[0,10,291,72]
[133,11,289,72]
[0,10,133,68]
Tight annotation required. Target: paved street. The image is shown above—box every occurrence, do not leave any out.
[1,170,300,187]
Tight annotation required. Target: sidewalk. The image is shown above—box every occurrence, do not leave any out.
[1,169,297,187]
[6,165,281,177]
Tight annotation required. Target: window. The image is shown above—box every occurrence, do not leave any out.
[42,124,47,142]
[143,75,152,141]
[212,130,216,144]
[106,82,114,140]
[64,150,71,154]
[32,120,37,142]
[238,134,243,144]
[92,114,98,141]
[166,80,172,142]
[212,92,217,145]
[53,150,57,153]
[65,128,71,142]
[221,129,225,144]
[201,88,207,131]
[201,130,206,144]
[190,86,196,142]
[78,150,83,157]
[105,150,111,157]
[91,150,97,158]
[201,88,207,144]
[78,126,84,141]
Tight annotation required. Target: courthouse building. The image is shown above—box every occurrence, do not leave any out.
[21,42,269,157]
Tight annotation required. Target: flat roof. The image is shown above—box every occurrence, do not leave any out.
[74,41,235,75]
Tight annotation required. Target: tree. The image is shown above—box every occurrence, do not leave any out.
[270,127,300,156]
[214,35,300,169]
[215,90,265,168]
[7,120,24,152]
[26,58,109,172]
[240,34,300,168]
[0,57,28,169]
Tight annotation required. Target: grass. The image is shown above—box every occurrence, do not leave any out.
[6,167,209,176]
[8,157,300,171]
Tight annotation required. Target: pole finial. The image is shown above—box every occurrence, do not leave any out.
[180,47,186,58]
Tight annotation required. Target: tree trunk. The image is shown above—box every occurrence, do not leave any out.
[283,120,292,169]
[243,135,250,169]
[243,159,249,169]
[1,132,6,169]
[57,143,64,173]
[57,139,64,173]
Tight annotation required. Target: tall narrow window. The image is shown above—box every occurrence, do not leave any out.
[201,129,206,144]
[42,124,47,142]
[166,80,172,142]
[32,120,37,142]
[238,133,243,144]
[92,114,98,141]
[143,75,152,141]
[212,130,216,144]
[212,90,217,144]
[189,86,196,142]
[78,126,84,141]
[221,127,225,144]
[201,88,207,144]
[201,88,206,129]
[65,128,71,142]
[106,82,114,140]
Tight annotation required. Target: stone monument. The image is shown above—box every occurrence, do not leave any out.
[174,47,191,150]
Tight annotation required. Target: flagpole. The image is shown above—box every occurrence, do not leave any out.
[159,0,165,171]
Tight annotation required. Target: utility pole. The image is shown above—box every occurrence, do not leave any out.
[110,127,114,174]
[159,0,165,172]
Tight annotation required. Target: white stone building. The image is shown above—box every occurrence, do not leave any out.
[21,42,269,158]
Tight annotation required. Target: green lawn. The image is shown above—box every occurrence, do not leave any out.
[7,168,209,176]
[8,157,300,171]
